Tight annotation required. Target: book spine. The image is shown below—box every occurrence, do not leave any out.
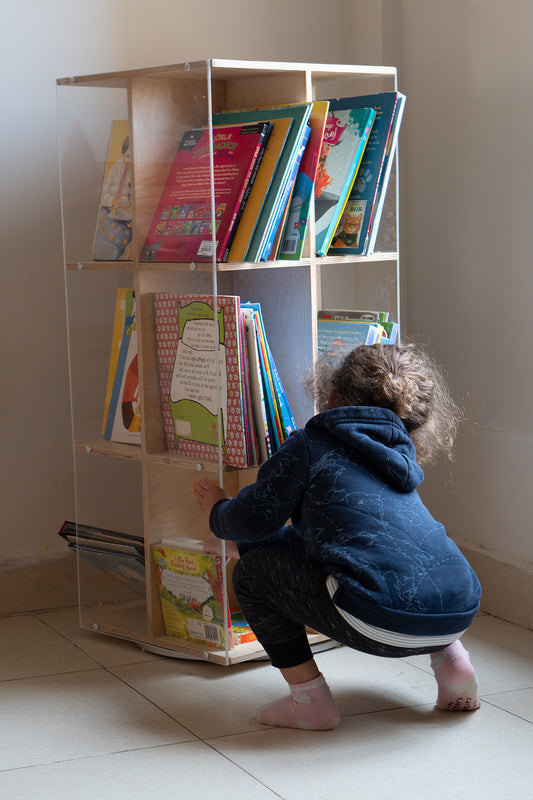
[260,124,311,261]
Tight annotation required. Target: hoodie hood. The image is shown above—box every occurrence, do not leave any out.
[306,406,424,493]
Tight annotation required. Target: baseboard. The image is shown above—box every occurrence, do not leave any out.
[3,545,532,632]
[458,542,533,630]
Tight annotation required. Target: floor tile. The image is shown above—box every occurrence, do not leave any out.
[37,608,162,667]
[404,614,533,695]
[0,669,196,770]
[210,702,533,800]
[110,657,280,738]
[484,687,533,723]
[0,741,279,799]
[0,615,97,680]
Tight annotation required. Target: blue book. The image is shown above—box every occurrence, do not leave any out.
[328,92,405,256]
[259,123,311,260]
[314,106,376,256]
[213,104,312,262]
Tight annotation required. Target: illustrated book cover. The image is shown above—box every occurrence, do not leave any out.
[141,122,272,264]
[92,120,133,261]
[213,103,312,262]
[314,105,376,257]
[279,100,330,260]
[102,288,141,445]
[317,317,385,361]
[328,92,405,256]
[153,293,249,467]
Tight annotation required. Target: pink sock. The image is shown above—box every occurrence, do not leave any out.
[257,673,341,730]
[431,640,480,711]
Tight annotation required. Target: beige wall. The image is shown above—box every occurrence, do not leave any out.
[2,1,532,620]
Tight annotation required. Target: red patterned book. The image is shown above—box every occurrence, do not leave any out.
[153,293,249,467]
[141,123,272,263]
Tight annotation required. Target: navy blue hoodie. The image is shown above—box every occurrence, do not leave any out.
[209,406,481,637]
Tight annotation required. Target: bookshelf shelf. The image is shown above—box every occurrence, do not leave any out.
[58,58,400,665]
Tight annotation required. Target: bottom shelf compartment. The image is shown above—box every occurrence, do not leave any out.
[80,601,337,665]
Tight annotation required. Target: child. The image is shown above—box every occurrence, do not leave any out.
[193,343,481,730]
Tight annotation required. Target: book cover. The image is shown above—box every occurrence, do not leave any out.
[213,104,312,262]
[226,117,293,262]
[153,293,249,468]
[92,120,133,261]
[103,289,141,445]
[314,106,376,257]
[141,122,272,264]
[259,123,311,260]
[279,100,330,260]
[153,542,233,649]
[328,92,405,256]
[317,318,384,361]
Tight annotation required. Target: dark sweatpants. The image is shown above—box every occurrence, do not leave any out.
[232,549,444,669]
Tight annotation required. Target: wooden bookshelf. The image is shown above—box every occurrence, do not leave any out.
[58,59,400,665]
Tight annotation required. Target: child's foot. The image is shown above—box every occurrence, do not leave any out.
[431,640,480,711]
[257,673,340,730]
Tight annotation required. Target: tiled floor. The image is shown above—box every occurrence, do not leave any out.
[1,609,532,799]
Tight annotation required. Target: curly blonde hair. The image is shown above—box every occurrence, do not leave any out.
[312,343,462,465]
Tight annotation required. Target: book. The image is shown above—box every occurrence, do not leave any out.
[242,302,296,449]
[317,317,385,361]
[102,289,141,444]
[153,539,233,649]
[279,100,330,260]
[259,123,311,260]
[141,122,272,263]
[154,537,257,648]
[153,293,249,467]
[92,120,133,261]
[314,106,376,256]
[242,310,271,462]
[58,521,145,596]
[364,93,406,255]
[213,103,312,262]
[226,117,293,261]
[328,92,405,256]
[318,308,389,323]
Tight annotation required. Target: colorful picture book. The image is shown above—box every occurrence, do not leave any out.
[153,293,295,467]
[153,537,257,649]
[58,521,145,596]
[141,122,273,263]
[314,106,376,256]
[102,288,141,445]
[317,316,385,361]
[92,120,133,261]
[279,100,330,260]
[213,103,313,262]
[328,92,406,256]
[318,308,399,345]
[153,538,232,649]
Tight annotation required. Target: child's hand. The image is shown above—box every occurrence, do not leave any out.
[193,479,231,517]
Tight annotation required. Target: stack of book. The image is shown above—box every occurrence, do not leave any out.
[153,292,295,468]
[137,91,405,263]
[58,521,145,596]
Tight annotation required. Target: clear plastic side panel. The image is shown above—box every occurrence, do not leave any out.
[57,77,147,637]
